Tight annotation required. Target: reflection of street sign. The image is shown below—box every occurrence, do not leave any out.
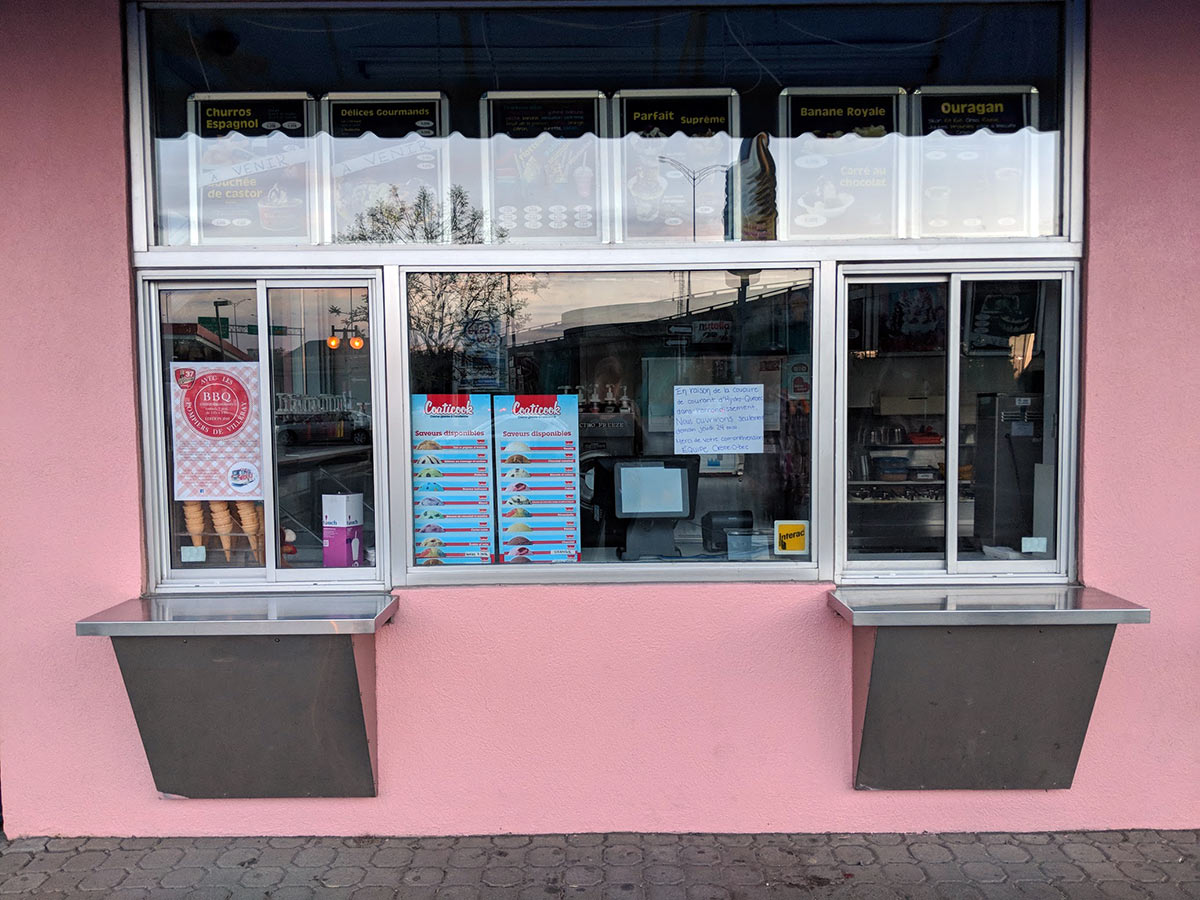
[668,324,691,335]
[692,320,732,343]
[197,316,229,338]
[665,338,689,346]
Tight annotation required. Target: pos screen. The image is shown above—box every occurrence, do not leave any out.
[614,460,691,518]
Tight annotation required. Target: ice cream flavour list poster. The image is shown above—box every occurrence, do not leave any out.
[493,395,581,564]
[170,362,264,500]
[411,394,496,565]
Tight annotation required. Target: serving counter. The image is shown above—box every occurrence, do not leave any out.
[828,585,1148,791]
[77,592,397,799]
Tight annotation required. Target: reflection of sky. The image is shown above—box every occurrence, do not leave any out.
[516,269,813,338]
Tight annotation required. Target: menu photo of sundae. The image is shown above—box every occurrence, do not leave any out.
[613,89,738,242]
[481,92,607,243]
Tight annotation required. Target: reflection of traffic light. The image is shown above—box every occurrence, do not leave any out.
[349,335,365,350]
[326,335,341,350]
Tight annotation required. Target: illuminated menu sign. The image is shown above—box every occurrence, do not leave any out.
[483,93,604,241]
[615,90,737,242]
[914,87,1037,237]
[781,88,904,239]
[324,94,447,240]
[189,93,314,244]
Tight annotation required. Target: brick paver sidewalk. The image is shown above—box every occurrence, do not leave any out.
[0,831,1197,900]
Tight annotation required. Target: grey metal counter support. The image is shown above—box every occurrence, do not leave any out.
[78,593,397,799]
[830,586,1148,791]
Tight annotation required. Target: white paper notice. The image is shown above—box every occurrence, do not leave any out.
[673,384,764,455]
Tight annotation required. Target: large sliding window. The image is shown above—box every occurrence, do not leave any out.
[146,277,388,586]
[840,270,1072,577]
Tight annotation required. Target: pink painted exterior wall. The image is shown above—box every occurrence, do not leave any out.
[0,0,1197,838]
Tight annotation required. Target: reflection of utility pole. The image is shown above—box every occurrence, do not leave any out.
[212,298,231,360]
[726,269,761,372]
[658,156,727,241]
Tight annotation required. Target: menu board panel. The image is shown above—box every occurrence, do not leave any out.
[188,93,315,244]
[614,90,737,242]
[912,86,1037,237]
[482,92,605,242]
[410,394,496,566]
[324,93,448,241]
[780,88,905,239]
[493,395,581,563]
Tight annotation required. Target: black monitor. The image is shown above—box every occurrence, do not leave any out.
[614,458,696,519]
[609,456,699,559]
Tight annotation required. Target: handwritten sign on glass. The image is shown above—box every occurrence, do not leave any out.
[673,384,764,455]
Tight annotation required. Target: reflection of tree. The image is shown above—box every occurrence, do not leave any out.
[339,184,495,246]
[340,184,536,389]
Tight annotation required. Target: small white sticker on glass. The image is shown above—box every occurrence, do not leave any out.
[180,546,207,563]
[1021,536,1048,553]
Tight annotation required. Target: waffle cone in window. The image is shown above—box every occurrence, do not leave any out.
[182,500,206,547]
[236,500,261,564]
[208,500,234,561]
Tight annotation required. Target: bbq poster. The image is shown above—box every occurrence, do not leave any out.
[493,395,581,564]
[170,362,264,501]
[410,394,496,565]
[189,94,315,244]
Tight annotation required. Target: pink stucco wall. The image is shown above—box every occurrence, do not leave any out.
[0,0,1197,838]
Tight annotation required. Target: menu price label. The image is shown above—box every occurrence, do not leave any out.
[411,394,496,565]
[191,95,313,243]
[170,362,263,501]
[783,90,902,237]
[327,96,446,238]
[484,95,603,241]
[493,395,581,564]
[617,92,735,241]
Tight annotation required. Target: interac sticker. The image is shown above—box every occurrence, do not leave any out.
[774,520,809,555]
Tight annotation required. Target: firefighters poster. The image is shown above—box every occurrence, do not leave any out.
[170,362,264,501]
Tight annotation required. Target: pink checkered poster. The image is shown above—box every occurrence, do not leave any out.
[170,362,264,501]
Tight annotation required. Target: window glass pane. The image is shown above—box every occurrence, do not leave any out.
[959,279,1060,560]
[145,4,1064,246]
[268,287,376,569]
[160,288,265,570]
[407,269,813,565]
[846,282,948,561]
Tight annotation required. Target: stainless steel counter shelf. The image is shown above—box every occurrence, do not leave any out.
[76,591,397,799]
[828,584,1148,627]
[828,583,1148,792]
[76,591,398,636]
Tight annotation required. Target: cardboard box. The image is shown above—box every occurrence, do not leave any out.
[323,494,365,567]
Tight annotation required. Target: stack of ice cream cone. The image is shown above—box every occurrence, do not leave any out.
[208,500,234,561]
[182,500,206,548]
[235,500,261,565]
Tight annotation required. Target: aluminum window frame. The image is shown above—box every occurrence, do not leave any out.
[140,269,392,592]
[393,260,826,586]
[127,0,1086,590]
[835,260,1078,585]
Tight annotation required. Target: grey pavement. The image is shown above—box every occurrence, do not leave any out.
[0,831,1197,900]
